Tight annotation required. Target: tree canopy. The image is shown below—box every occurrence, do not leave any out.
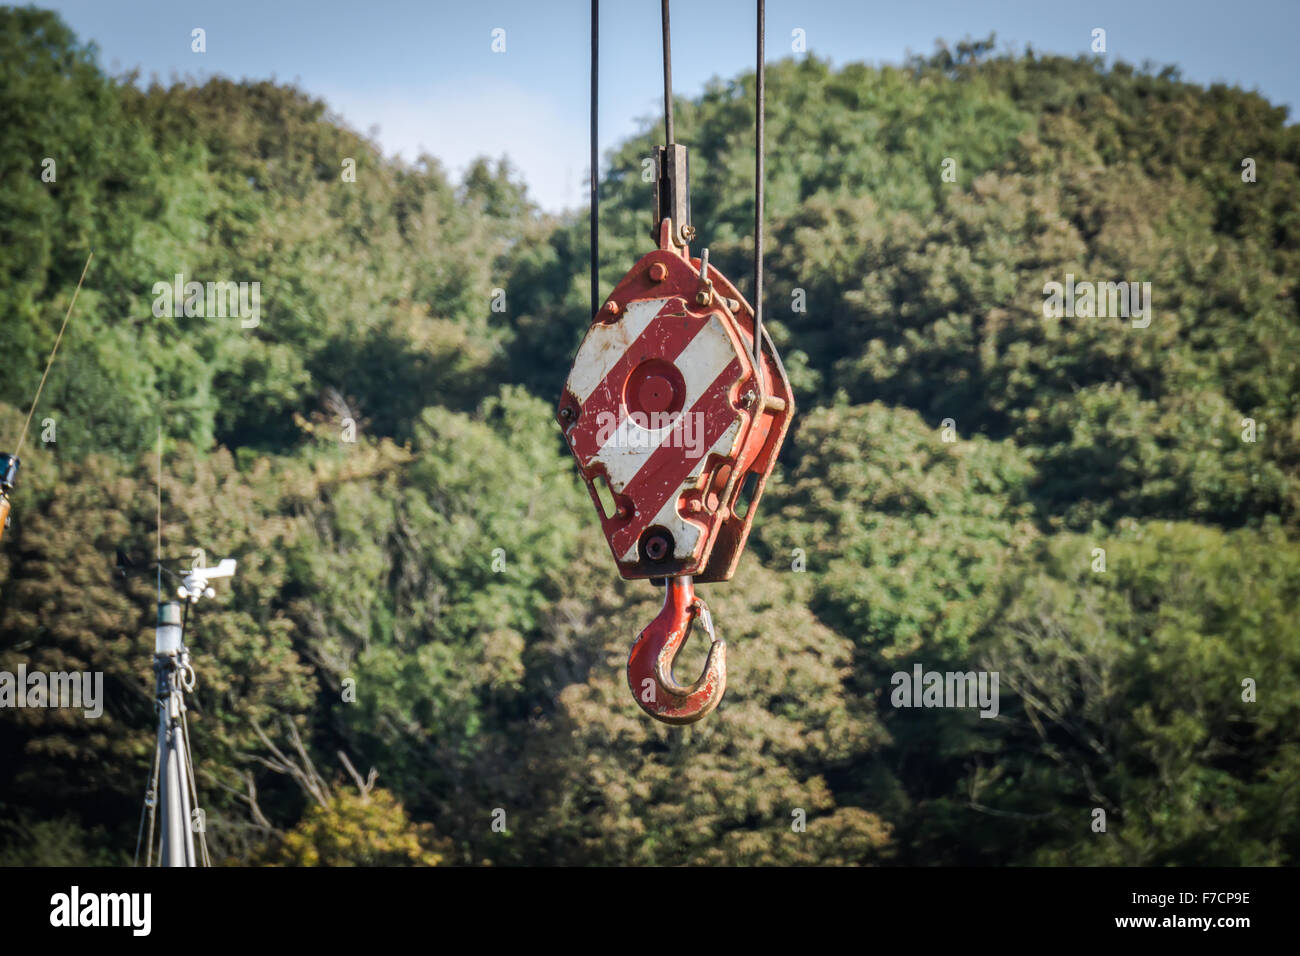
[1,10,1296,866]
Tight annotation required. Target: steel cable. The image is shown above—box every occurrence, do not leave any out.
[754,0,765,383]
[591,0,599,318]
[662,0,674,146]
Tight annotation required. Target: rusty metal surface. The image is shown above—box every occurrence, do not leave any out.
[626,576,726,724]
[558,213,794,724]
[557,221,794,584]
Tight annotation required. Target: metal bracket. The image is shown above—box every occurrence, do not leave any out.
[653,144,694,248]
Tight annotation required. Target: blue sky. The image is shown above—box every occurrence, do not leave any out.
[42,0,1300,212]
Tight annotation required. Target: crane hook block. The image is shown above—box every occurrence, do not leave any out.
[557,220,794,583]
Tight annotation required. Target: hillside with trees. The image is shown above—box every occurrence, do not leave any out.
[1,11,1297,865]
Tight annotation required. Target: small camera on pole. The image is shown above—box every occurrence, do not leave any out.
[177,558,236,603]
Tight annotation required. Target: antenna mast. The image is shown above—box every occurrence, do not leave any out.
[140,557,236,866]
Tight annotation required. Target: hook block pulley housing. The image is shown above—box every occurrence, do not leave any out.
[557,221,793,583]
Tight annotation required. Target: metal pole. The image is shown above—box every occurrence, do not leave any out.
[154,601,196,867]
[157,676,196,866]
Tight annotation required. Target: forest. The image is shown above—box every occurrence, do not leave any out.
[1,9,1298,865]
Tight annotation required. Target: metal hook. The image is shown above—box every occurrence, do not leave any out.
[627,576,727,725]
